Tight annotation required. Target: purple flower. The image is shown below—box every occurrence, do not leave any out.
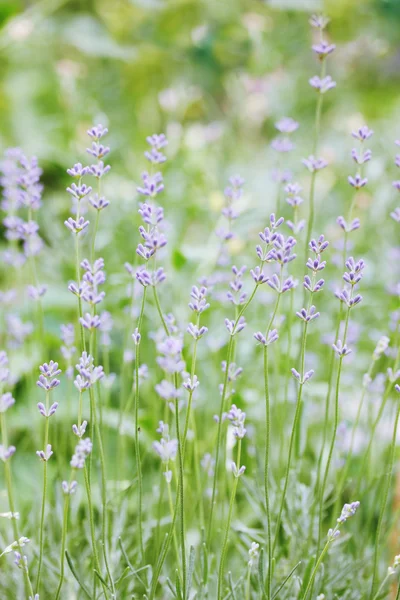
[183,375,200,392]
[352,148,371,165]
[155,379,181,400]
[79,313,101,330]
[225,316,246,336]
[306,256,326,272]
[348,174,367,189]
[189,286,210,313]
[303,275,325,293]
[309,235,329,254]
[343,257,365,285]
[67,163,90,177]
[221,361,243,382]
[391,208,400,223]
[187,323,208,340]
[87,124,108,140]
[312,41,336,58]
[132,328,141,345]
[0,445,16,461]
[89,194,110,211]
[302,155,328,172]
[137,172,164,197]
[352,126,373,141]
[36,444,53,462]
[90,161,111,178]
[267,274,295,294]
[271,138,295,153]
[309,75,336,93]
[337,501,360,523]
[231,462,246,478]
[392,181,400,192]
[37,402,58,418]
[70,438,92,468]
[336,288,363,308]
[291,368,314,384]
[37,361,62,391]
[227,404,246,439]
[146,133,168,149]
[72,421,88,437]
[136,267,166,287]
[62,481,77,495]
[64,216,90,234]
[309,15,330,29]
[139,202,164,226]
[253,329,279,346]
[27,285,47,300]
[296,305,320,323]
[86,142,110,159]
[0,393,15,413]
[250,266,269,284]
[337,216,360,233]
[275,117,299,134]
[332,340,352,357]
[66,183,92,199]
[153,438,178,462]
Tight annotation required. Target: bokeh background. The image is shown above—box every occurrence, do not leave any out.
[1,0,400,596]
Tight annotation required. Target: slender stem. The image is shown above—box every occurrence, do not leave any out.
[302,532,335,600]
[303,58,326,269]
[370,394,400,598]
[317,306,351,555]
[263,346,272,599]
[134,287,148,561]
[372,574,391,600]
[207,285,258,546]
[0,413,35,597]
[54,470,75,600]
[272,319,308,554]
[217,440,242,600]
[36,391,50,593]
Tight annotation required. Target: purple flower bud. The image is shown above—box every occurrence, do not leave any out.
[275,117,299,134]
[66,183,92,199]
[309,75,336,93]
[302,155,328,172]
[296,305,320,323]
[37,402,58,418]
[250,266,269,284]
[36,444,53,462]
[79,313,101,330]
[0,393,15,413]
[189,286,210,313]
[0,444,16,461]
[253,329,279,346]
[87,124,108,140]
[62,480,78,495]
[132,328,141,345]
[64,216,90,234]
[352,148,371,165]
[332,340,352,357]
[309,15,330,29]
[90,161,111,178]
[72,421,87,437]
[352,126,373,141]
[312,41,336,58]
[187,323,208,340]
[89,194,110,211]
[348,174,368,189]
[225,316,246,336]
[67,163,90,177]
[183,375,200,392]
[391,208,400,223]
[86,142,110,159]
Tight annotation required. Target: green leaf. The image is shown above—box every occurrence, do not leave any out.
[65,550,91,599]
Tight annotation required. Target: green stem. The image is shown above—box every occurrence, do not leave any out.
[272,319,308,555]
[263,346,272,599]
[54,470,75,600]
[370,394,400,598]
[217,440,242,600]
[36,391,50,593]
[207,285,258,546]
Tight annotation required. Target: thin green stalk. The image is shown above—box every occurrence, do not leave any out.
[272,318,308,555]
[152,285,187,596]
[301,527,338,600]
[83,464,108,599]
[372,573,391,600]
[217,440,242,600]
[316,306,351,556]
[207,285,258,546]
[370,393,400,598]
[134,287,148,561]
[54,470,75,600]
[303,57,326,269]
[263,346,272,600]
[0,413,35,597]
[263,289,282,598]
[36,391,50,593]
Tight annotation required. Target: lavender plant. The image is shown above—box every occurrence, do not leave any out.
[1,12,400,600]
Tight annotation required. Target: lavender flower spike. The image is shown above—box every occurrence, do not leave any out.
[37,402,58,418]
[64,216,90,234]
[254,329,279,346]
[36,444,53,462]
[291,368,314,385]
[296,305,320,323]
[0,393,15,413]
[0,445,16,461]
[332,340,352,357]
[337,501,360,523]
[309,75,336,94]
[225,316,246,336]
